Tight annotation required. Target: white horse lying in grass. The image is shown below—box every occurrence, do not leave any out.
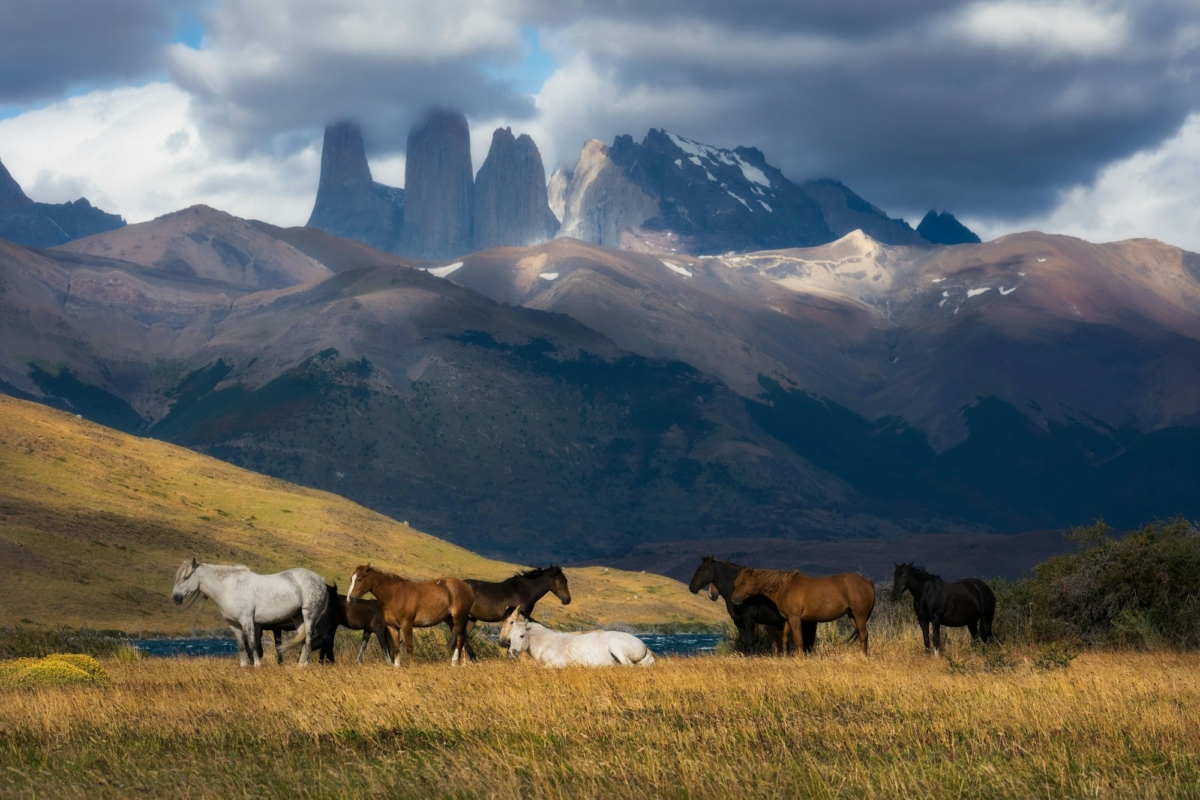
[501,610,655,667]
[171,558,329,667]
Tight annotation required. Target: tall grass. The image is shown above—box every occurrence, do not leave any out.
[0,639,1195,798]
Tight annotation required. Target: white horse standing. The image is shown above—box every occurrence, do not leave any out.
[502,611,655,667]
[171,558,329,667]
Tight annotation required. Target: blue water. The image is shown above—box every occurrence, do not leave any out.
[134,633,724,659]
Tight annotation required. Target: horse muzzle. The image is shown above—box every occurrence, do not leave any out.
[171,592,184,606]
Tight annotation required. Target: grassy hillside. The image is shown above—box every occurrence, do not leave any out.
[0,395,722,633]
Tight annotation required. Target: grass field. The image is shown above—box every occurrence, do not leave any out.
[0,626,1196,798]
[0,395,722,632]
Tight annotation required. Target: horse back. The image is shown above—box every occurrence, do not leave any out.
[436,577,474,618]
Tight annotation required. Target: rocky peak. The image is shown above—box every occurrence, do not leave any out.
[0,158,32,212]
[557,139,658,248]
[0,155,124,247]
[397,108,474,260]
[547,166,571,224]
[799,179,926,246]
[917,210,981,245]
[306,121,404,253]
[592,128,832,254]
[473,127,559,250]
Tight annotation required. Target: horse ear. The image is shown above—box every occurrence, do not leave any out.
[189,556,198,569]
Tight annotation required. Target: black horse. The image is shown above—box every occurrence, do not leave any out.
[689,556,799,654]
[891,563,996,655]
[451,566,572,656]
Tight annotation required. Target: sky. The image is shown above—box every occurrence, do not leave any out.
[2,0,1200,248]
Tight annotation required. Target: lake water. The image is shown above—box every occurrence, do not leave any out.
[134,632,725,659]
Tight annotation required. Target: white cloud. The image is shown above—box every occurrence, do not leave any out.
[968,112,1200,250]
[0,83,319,225]
[953,1,1128,58]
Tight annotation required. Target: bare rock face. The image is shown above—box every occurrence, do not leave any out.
[473,128,559,250]
[800,179,926,246]
[0,156,125,247]
[917,210,981,244]
[397,109,474,260]
[0,158,29,212]
[306,121,404,253]
[547,166,571,224]
[557,140,658,247]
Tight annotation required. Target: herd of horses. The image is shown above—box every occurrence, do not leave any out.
[170,554,996,667]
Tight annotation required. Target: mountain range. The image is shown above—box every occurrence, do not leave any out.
[304,112,977,263]
[1,121,1197,576]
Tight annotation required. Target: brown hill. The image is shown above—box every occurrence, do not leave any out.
[58,205,333,290]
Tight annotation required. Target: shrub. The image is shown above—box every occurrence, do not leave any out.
[1002,518,1200,648]
[0,654,111,689]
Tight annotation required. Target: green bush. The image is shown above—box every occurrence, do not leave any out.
[1000,518,1200,648]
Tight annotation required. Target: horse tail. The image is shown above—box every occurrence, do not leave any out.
[278,625,307,654]
[309,584,340,654]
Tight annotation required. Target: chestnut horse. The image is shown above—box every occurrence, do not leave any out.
[731,568,875,656]
[346,565,474,665]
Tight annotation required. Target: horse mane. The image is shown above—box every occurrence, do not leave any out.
[507,566,561,582]
[362,565,412,582]
[902,562,941,582]
[701,555,746,570]
[737,568,798,594]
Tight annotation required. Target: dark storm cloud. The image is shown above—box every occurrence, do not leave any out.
[166,0,537,157]
[530,0,1200,219]
[0,0,186,104]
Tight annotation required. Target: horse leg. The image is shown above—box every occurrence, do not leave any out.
[789,617,806,658]
[231,625,250,668]
[388,626,403,667]
[854,614,869,657]
[967,620,980,645]
[398,621,414,666]
[931,620,942,657]
[801,620,817,654]
[451,615,469,665]
[980,615,994,643]
[462,619,476,662]
[919,618,932,654]
[273,630,284,665]
[242,618,263,667]
[767,625,783,656]
[357,630,371,664]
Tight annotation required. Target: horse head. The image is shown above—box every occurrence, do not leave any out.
[547,566,571,606]
[499,607,530,656]
[505,611,531,659]
[891,562,915,600]
[689,556,720,600]
[172,557,201,607]
[347,564,373,603]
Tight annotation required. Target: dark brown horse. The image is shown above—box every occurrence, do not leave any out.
[267,583,391,664]
[458,567,571,653]
[347,565,474,665]
[731,568,875,656]
[688,557,788,654]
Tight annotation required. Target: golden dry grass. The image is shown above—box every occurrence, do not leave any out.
[0,634,1196,798]
[0,395,722,633]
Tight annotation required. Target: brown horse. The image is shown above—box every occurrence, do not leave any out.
[731,568,875,657]
[346,565,474,665]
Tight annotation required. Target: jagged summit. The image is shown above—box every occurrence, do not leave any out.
[917,210,981,245]
[305,121,404,253]
[473,127,559,250]
[554,128,925,255]
[397,108,475,260]
[0,156,124,247]
[0,159,31,211]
